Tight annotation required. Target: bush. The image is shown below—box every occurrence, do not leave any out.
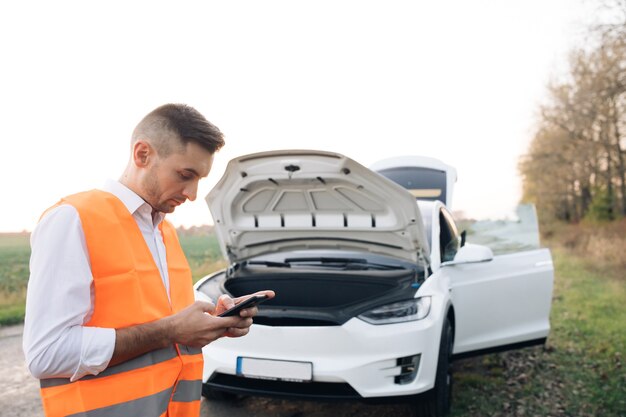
[584,188,615,223]
[543,219,626,269]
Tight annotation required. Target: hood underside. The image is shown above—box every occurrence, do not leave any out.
[223,266,421,326]
[207,150,430,265]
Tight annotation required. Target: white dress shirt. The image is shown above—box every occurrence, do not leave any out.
[23,180,170,381]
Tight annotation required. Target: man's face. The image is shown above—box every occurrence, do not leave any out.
[141,141,214,214]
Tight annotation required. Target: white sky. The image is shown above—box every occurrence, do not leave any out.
[0,0,594,232]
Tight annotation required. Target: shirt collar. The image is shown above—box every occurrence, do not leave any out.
[102,179,166,226]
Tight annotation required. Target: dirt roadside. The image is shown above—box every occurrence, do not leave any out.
[1,325,410,417]
[0,325,42,417]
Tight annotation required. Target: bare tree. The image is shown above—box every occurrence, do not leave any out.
[521,4,626,221]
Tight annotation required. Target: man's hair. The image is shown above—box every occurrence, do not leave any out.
[132,104,225,156]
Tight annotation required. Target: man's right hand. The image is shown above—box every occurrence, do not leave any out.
[109,300,252,367]
[166,300,253,348]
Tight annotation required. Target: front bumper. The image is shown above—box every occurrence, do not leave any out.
[201,313,442,400]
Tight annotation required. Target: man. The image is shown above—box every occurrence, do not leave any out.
[23,104,274,417]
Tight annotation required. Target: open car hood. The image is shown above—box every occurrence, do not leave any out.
[207,150,430,265]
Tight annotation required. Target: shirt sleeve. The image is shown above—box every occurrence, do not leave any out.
[22,205,115,380]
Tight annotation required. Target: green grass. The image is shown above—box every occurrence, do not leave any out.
[546,250,625,414]
[450,248,626,417]
[0,232,225,326]
[0,233,30,326]
[177,234,226,282]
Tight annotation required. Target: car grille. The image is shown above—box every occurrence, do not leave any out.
[207,373,361,400]
[253,316,339,326]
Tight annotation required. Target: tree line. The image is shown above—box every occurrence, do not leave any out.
[520,1,626,222]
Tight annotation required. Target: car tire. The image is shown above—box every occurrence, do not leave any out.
[201,383,239,402]
[412,317,453,417]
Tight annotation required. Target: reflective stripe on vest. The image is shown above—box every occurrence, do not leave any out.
[66,386,173,417]
[172,379,203,403]
[40,345,179,388]
[38,190,203,417]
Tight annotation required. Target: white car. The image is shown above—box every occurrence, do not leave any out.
[194,150,554,416]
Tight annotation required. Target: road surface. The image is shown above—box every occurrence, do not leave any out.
[0,325,411,417]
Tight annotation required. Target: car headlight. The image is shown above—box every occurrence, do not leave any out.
[195,271,227,304]
[358,297,431,325]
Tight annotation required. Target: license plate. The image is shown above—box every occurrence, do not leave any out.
[236,357,313,382]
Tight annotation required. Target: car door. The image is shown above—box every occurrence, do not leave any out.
[438,211,554,357]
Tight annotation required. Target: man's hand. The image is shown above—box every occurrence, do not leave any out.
[214,291,276,338]
[109,290,275,366]
[166,300,252,347]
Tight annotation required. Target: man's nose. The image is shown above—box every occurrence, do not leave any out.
[183,182,198,201]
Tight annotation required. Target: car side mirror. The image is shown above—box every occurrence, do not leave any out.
[441,244,494,267]
[460,230,467,247]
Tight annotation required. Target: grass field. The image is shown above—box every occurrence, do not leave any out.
[0,231,226,326]
[0,233,30,326]
[450,246,625,417]
[177,233,227,282]
[0,223,624,416]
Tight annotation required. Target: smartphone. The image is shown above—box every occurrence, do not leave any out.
[218,294,269,317]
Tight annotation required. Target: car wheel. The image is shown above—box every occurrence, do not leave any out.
[412,317,453,417]
[201,383,239,401]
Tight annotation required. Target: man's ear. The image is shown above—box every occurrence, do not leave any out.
[132,140,153,167]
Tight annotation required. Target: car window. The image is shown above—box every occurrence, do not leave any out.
[377,167,447,204]
[439,209,460,262]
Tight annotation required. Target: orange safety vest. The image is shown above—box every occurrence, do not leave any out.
[38,190,204,417]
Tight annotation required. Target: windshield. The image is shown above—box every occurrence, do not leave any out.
[377,166,447,204]
[243,249,418,272]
